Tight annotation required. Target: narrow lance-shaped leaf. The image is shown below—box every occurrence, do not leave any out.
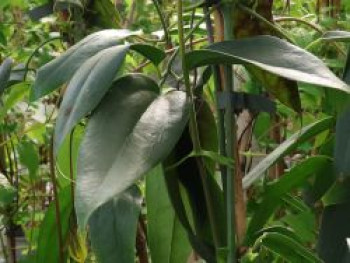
[246,156,332,245]
[53,45,129,153]
[256,232,322,263]
[75,75,189,227]
[0,58,12,95]
[243,117,334,189]
[146,166,191,263]
[186,35,349,93]
[54,43,165,153]
[321,31,350,42]
[30,29,140,100]
[89,186,142,263]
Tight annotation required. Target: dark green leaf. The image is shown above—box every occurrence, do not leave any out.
[89,186,142,263]
[334,107,350,179]
[54,43,165,153]
[187,36,349,93]
[343,48,350,91]
[0,58,12,95]
[322,179,350,206]
[31,29,139,100]
[75,76,189,227]
[243,117,334,189]
[130,44,166,66]
[146,166,191,263]
[318,203,350,263]
[54,45,129,153]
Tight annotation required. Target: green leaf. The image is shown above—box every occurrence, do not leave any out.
[130,44,166,66]
[56,125,84,187]
[30,29,139,100]
[146,166,191,263]
[36,186,72,263]
[0,58,12,95]
[246,156,332,244]
[0,173,16,209]
[53,45,129,153]
[256,232,322,263]
[321,31,350,42]
[281,211,316,243]
[0,82,30,121]
[334,107,350,179]
[186,35,349,93]
[75,76,189,227]
[322,179,350,206]
[318,203,350,263]
[243,117,334,189]
[344,49,350,84]
[163,127,224,262]
[54,43,165,153]
[18,140,39,179]
[89,186,142,263]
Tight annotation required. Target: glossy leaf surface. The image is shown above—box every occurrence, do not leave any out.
[187,36,349,93]
[31,29,139,100]
[53,45,129,153]
[75,76,189,227]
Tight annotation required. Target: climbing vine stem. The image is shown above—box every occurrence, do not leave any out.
[177,0,221,250]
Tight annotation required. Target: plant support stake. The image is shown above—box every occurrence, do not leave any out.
[177,0,221,251]
[221,2,237,262]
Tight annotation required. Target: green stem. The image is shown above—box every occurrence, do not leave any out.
[274,16,323,34]
[221,3,237,262]
[177,0,220,249]
[152,0,172,48]
[49,137,64,263]
[24,37,62,81]
[203,4,228,206]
